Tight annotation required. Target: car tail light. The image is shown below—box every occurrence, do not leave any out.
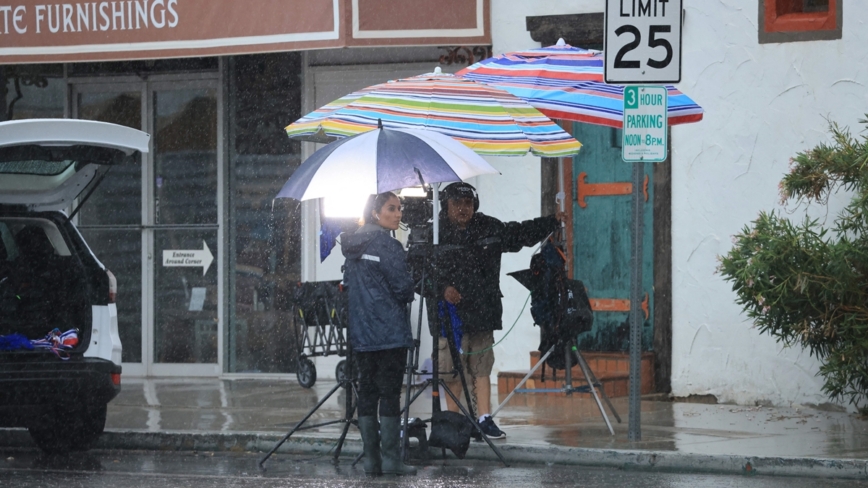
[107,270,117,303]
[111,373,121,386]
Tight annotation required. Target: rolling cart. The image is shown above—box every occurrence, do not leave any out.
[291,280,352,388]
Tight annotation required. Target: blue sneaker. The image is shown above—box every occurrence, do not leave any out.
[478,416,506,439]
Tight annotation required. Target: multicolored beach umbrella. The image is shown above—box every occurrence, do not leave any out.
[285,69,582,158]
[456,39,703,128]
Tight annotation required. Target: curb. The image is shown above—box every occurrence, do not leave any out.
[2,428,867,480]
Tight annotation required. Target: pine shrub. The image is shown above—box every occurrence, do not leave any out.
[719,116,868,412]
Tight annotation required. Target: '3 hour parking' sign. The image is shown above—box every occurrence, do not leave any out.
[622,85,668,162]
[605,0,682,84]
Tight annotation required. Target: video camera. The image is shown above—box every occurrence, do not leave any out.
[400,188,434,249]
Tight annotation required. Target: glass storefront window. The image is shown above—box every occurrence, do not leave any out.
[3,56,305,374]
[228,53,303,373]
[78,91,143,228]
[154,88,218,225]
[0,64,64,121]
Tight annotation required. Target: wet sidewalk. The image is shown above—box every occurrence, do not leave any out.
[4,377,868,478]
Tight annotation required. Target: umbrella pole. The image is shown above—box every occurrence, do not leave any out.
[431,183,441,417]
[558,158,565,213]
[433,185,440,246]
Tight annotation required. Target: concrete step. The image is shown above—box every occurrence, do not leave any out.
[530,350,655,376]
[497,351,654,398]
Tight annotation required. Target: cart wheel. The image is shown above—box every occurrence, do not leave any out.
[335,360,352,387]
[296,358,316,388]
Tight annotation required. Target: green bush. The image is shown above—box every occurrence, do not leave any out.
[718,116,868,412]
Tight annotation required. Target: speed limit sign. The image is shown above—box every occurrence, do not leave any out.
[605,0,682,84]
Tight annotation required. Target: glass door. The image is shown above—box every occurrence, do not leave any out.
[148,80,221,376]
[72,75,222,377]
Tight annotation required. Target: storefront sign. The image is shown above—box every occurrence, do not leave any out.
[163,241,213,276]
[0,0,490,63]
[622,85,668,162]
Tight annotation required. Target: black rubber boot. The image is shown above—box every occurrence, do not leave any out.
[357,416,381,476]
[379,416,417,476]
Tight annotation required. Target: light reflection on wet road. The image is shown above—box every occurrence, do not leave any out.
[1,449,867,487]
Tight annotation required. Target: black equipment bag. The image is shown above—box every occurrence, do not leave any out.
[427,410,474,459]
[324,281,349,328]
[528,241,594,371]
[292,281,346,327]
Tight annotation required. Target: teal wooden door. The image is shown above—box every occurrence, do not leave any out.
[571,124,654,352]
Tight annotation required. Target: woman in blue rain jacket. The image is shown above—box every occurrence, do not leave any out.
[341,191,416,477]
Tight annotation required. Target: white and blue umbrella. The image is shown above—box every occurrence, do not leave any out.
[276,126,499,202]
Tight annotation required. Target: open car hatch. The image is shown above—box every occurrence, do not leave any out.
[0,119,150,214]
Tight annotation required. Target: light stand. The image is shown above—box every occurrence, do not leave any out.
[258,306,358,470]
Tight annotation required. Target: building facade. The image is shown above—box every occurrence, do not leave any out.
[0,0,491,378]
[484,0,864,409]
[3,0,865,411]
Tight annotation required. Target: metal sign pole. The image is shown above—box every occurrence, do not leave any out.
[606,0,682,440]
[628,161,644,441]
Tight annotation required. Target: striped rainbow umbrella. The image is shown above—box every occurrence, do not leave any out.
[285,69,582,158]
[456,39,703,128]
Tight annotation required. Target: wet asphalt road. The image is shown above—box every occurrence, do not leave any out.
[2,449,867,487]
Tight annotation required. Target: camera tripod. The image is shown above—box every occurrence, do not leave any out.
[396,243,509,466]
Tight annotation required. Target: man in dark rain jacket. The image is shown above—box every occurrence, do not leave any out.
[434,182,562,439]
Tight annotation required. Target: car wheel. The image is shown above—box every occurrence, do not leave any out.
[296,358,316,388]
[28,403,107,454]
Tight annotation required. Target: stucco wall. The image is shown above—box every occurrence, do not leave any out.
[487,0,868,409]
[672,1,868,408]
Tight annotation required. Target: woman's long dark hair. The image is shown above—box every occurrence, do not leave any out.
[362,191,399,225]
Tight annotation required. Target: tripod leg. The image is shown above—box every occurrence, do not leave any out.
[491,345,556,418]
[351,451,364,467]
[401,347,413,462]
[333,391,356,461]
[597,384,623,424]
[333,373,359,462]
[576,349,622,424]
[431,307,442,415]
[400,379,433,415]
[454,362,476,420]
[574,344,615,436]
[259,380,345,468]
[441,311,477,420]
[440,380,509,467]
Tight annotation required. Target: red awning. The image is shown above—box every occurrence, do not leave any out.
[0,0,490,64]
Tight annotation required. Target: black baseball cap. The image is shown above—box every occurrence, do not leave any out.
[441,182,477,201]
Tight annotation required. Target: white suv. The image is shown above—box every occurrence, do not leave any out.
[0,119,149,453]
